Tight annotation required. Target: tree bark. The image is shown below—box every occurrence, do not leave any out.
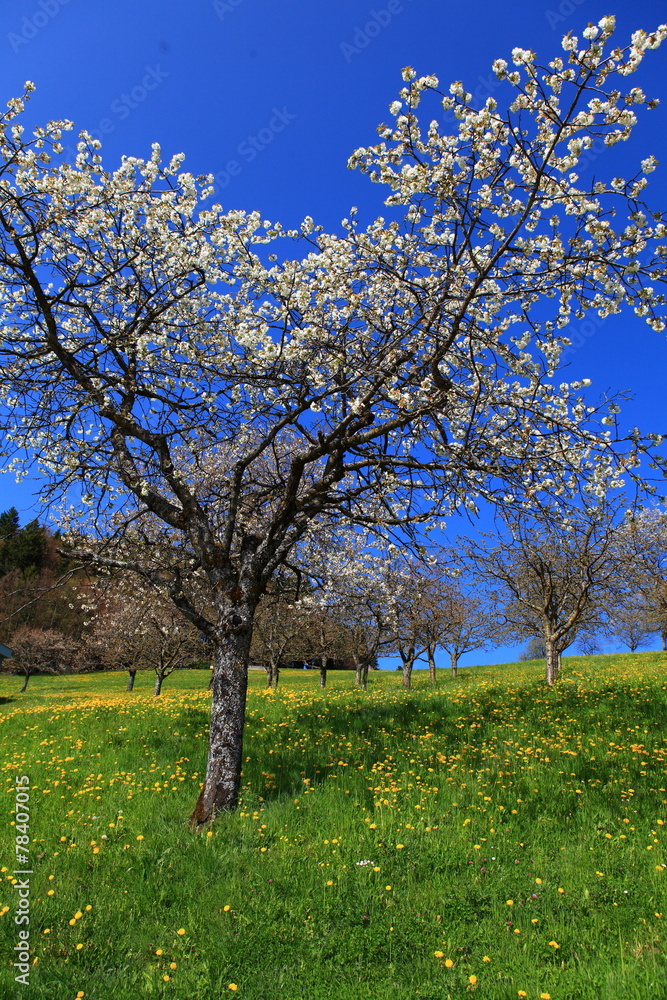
[266,660,279,689]
[401,651,415,689]
[19,672,30,693]
[545,639,557,687]
[662,627,667,652]
[190,619,253,827]
[450,651,459,679]
[126,668,137,691]
[154,672,164,696]
[319,656,327,688]
[427,644,437,682]
[361,662,369,691]
[354,658,363,686]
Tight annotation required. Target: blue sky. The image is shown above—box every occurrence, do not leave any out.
[1,0,666,666]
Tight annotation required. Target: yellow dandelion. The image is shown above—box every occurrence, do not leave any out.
[136,835,144,841]
[396,844,405,849]
[76,944,83,951]
[385,885,392,891]
[326,880,333,886]
[434,950,444,958]
[155,949,163,956]
[163,975,170,982]
[540,994,551,1000]
[482,955,490,962]
[444,958,454,968]
[223,905,231,912]
[469,974,478,985]
[169,962,177,970]
[228,985,238,992]
[548,941,559,948]
[74,911,82,919]
[506,899,514,906]
[176,928,186,936]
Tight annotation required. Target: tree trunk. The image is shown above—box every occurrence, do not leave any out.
[545,639,557,687]
[266,660,279,689]
[190,617,254,827]
[19,672,29,693]
[126,668,137,692]
[401,652,414,689]
[319,656,327,688]
[154,672,164,696]
[450,651,459,679]
[427,644,436,682]
[354,658,363,686]
[662,627,667,652]
[361,662,369,691]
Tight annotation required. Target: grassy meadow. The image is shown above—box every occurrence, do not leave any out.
[1,654,666,1000]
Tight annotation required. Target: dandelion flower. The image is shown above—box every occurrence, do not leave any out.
[76,944,83,951]
[444,958,454,968]
[469,974,478,985]
[434,950,444,958]
[223,905,231,912]
[482,955,490,962]
[136,835,144,841]
[169,962,177,969]
[506,900,514,906]
[548,941,559,948]
[176,928,186,936]
[228,985,238,992]
[156,949,163,956]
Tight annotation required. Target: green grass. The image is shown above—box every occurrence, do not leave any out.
[1,654,666,1000]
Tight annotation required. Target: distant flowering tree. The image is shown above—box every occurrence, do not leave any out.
[613,507,667,649]
[462,502,623,685]
[86,576,206,695]
[0,18,666,823]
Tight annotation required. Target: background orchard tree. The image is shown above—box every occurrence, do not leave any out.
[1,19,666,824]
[427,568,500,678]
[463,502,623,685]
[87,576,206,695]
[250,589,309,689]
[5,626,82,692]
[614,508,667,650]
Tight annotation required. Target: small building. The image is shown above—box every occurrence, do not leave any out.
[0,641,13,664]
